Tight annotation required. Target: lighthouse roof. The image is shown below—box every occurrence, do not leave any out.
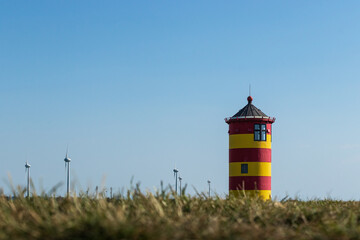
[232,96,268,118]
[225,96,275,123]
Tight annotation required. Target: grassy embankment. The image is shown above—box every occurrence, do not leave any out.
[1,186,360,240]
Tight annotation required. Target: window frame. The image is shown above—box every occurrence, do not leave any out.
[241,163,248,174]
[254,124,267,142]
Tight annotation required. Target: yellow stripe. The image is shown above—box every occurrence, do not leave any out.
[229,190,271,200]
[229,134,271,149]
[229,162,271,177]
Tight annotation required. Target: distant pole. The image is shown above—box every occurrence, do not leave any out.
[27,167,30,197]
[207,180,211,198]
[25,161,31,198]
[173,168,179,194]
[64,149,71,197]
[95,186,98,198]
[110,187,113,199]
[178,176,182,195]
[67,161,71,195]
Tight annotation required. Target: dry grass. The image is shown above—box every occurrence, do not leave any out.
[1,186,360,240]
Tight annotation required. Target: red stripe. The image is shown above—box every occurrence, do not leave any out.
[228,122,273,135]
[229,176,271,190]
[229,148,271,162]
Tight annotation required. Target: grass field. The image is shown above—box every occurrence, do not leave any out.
[1,186,360,240]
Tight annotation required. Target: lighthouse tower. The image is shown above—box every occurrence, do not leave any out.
[225,96,275,200]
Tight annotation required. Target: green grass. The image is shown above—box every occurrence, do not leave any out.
[1,187,360,240]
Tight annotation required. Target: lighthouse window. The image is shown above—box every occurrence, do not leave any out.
[254,124,266,141]
[241,164,248,174]
[254,124,260,140]
[261,125,266,141]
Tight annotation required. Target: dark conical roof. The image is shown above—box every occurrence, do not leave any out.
[232,96,268,117]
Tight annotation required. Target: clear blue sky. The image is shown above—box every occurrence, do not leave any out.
[1,1,360,199]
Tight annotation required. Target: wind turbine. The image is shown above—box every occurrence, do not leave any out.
[64,148,71,196]
[25,160,31,198]
[207,180,211,198]
[173,168,179,194]
[178,176,182,196]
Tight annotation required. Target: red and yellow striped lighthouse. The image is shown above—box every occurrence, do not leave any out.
[225,96,275,200]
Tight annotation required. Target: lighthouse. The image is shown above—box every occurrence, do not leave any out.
[225,96,275,200]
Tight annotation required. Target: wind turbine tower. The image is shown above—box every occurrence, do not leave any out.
[207,180,211,198]
[173,168,179,194]
[178,176,182,195]
[64,150,71,196]
[25,160,31,198]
